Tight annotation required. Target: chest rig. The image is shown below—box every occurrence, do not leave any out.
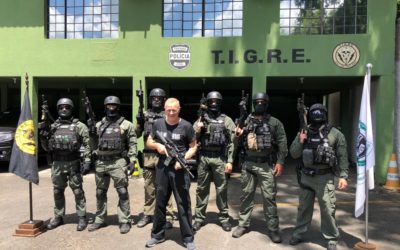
[245,114,273,152]
[201,113,227,148]
[97,117,125,156]
[144,110,164,138]
[49,119,80,155]
[302,124,337,168]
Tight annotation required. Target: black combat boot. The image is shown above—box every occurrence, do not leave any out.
[76,216,87,231]
[267,230,282,243]
[137,215,152,228]
[47,217,64,230]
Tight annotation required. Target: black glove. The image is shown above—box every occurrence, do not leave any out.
[80,162,91,175]
[39,129,50,140]
[89,126,97,136]
[126,163,134,176]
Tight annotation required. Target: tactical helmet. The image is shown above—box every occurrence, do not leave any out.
[149,88,166,98]
[309,103,327,123]
[57,98,74,118]
[252,92,269,115]
[149,88,166,109]
[104,96,120,118]
[104,96,121,106]
[206,91,222,113]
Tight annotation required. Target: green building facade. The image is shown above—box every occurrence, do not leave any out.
[0,0,397,184]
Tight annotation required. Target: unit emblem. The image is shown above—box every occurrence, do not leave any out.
[169,44,191,70]
[332,42,360,69]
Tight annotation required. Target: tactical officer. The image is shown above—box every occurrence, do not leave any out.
[289,103,348,250]
[135,88,176,229]
[88,96,138,234]
[192,91,235,232]
[232,92,287,243]
[39,98,91,231]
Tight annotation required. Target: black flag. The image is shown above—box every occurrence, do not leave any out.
[9,86,39,184]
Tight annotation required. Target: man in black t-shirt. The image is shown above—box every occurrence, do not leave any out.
[145,98,197,250]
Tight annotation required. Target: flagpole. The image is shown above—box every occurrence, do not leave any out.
[364,63,372,245]
[29,182,33,223]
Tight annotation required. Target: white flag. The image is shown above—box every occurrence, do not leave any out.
[355,70,375,218]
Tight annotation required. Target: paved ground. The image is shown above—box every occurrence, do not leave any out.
[0,160,399,250]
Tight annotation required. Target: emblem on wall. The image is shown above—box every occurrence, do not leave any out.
[332,42,360,69]
[169,44,191,70]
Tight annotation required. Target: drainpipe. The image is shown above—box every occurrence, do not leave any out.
[395,17,400,174]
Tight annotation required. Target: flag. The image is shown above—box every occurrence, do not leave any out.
[9,86,39,184]
[355,70,375,218]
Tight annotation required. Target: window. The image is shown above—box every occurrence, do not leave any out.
[280,0,367,35]
[163,0,243,37]
[47,0,119,39]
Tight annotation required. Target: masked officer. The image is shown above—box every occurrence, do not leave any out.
[289,103,348,250]
[88,96,137,234]
[192,91,235,232]
[39,98,91,231]
[232,92,287,243]
[135,88,176,229]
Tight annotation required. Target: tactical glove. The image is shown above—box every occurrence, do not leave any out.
[80,162,91,175]
[126,163,134,176]
[39,129,50,140]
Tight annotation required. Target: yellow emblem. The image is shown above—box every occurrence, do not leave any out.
[15,119,36,155]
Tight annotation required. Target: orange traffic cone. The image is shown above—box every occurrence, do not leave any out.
[384,154,400,190]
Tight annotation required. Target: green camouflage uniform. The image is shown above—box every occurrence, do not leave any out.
[41,119,91,218]
[93,117,137,224]
[238,115,287,232]
[193,113,236,224]
[135,110,176,221]
[290,125,349,245]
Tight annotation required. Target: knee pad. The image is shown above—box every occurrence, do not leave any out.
[53,187,65,200]
[96,188,107,201]
[117,187,129,200]
[73,188,85,200]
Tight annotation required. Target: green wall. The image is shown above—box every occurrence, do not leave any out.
[0,0,397,184]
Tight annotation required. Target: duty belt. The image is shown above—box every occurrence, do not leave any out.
[302,167,332,176]
[200,151,222,158]
[245,156,270,163]
[53,154,80,161]
[97,155,121,161]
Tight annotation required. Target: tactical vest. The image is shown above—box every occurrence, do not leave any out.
[303,124,337,167]
[144,110,164,138]
[201,114,227,148]
[48,119,80,155]
[97,117,125,156]
[244,115,273,152]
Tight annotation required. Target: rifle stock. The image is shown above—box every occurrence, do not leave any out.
[136,80,144,128]
[82,91,96,132]
[235,90,249,132]
[297,93,308,132]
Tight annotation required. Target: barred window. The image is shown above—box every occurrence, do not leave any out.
[47,0,119,39]
[163,0,243,37]
[280,0,367,35]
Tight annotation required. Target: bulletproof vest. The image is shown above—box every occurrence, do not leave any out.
[48,119,80,155]
[302,124,337,167]
[245,115,273,152]
[144,110,164,138]
[201,113,227,148]
[97,117,125,155]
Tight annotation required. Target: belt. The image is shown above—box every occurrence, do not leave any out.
[245,156,270,163]
[143,149,157,154]
[302,167,332,176]
[200,151,222,158]
[53,154,80,161]
[97,155,121,161]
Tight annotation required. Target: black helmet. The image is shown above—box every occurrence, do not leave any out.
[252,92,269,115]
[57,98,73,119]
[149,88,166,98]
[206,91,222,113]
[309,103,327,124]
[104,96,121,106]
[104,96,120,118]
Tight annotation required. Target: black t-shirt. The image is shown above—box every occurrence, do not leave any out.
[151,118,195,153]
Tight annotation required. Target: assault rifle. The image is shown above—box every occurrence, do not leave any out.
[38,94,55,134]
[156,131,196,178]
[82,91,96,134]
[197,92,208,122]
[136,80,145,129]
[235,90,249,135]
[297,93,308,132]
